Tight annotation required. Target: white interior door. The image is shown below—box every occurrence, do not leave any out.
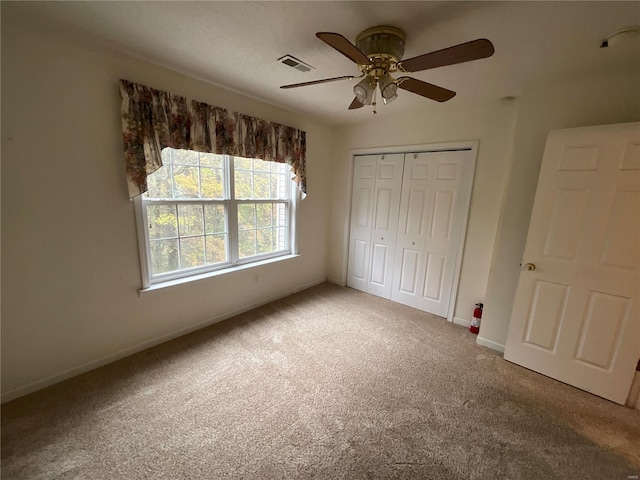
[504,122,640,404]
[391,153,430,308]
[347,155,376,292]
[391,151,473,317]
[367,154,404,298]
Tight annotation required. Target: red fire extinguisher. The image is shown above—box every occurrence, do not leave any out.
[470,303,483,334]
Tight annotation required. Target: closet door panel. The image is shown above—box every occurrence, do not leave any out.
[424,253,446,301]
[430,189,455,241]
[347,155,377,292]
[398,248,421,295]
[370,244,390,285]
[350,239,369,283]
[392,154,432,307]
[367,154,404,298]
[416,152,472,317]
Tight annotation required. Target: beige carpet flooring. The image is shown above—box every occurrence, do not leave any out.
[2,283,639,479]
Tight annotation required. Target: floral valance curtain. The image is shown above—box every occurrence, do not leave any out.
[119,79,307,199]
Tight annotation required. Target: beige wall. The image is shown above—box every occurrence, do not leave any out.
[481,70,640,350]
[328,100,520,325]
[1,20,333,400]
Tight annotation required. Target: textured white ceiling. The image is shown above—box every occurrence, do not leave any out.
[3,1,639,125]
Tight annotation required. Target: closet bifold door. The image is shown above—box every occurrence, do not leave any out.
[347,154,404,298]
[347,155,377,292]
[391,151,472,317]
[390,152,431,309]
[367,154,404,298]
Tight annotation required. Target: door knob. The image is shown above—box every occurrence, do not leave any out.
[524,263,536,271]
[380,237,384,240]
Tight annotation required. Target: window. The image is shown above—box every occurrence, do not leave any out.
[134,148,296,288]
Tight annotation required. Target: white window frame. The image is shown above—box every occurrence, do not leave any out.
[134,152,298,290]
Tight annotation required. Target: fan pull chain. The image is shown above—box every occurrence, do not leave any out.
[372,80,378,114]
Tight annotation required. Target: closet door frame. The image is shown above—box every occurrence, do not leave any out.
[341,141,478,322]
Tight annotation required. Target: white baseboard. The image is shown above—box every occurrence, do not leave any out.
[1,278,327,404]
[453,316,471,328]
[292,277,327,294]
[476,335,506,353]
[327,277,346,287]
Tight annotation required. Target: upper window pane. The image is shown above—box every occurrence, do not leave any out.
[173,164,200,198]
[147,164,173,198]
[199,152,224,168]
[171,149,198,166]
[234,157,289,200]
[200,167,224,198]
[147,149,226,200]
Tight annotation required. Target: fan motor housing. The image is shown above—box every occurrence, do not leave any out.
[356,26,406,63]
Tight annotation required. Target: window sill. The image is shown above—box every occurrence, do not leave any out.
[138,254,300,295]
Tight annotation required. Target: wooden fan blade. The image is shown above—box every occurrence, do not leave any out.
[280,75,355,89]
[398,39,494,73]
[316,32,372,66]
[397,77,456,102]
[348,97,364,110]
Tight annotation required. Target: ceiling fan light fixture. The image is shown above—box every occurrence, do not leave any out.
[353,77,375,104]
[382,93,398,105]
[379,74,398,103]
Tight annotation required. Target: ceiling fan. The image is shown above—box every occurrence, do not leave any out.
[281,26,495,113]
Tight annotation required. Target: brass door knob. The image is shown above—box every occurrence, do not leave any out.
[524,263,536,271]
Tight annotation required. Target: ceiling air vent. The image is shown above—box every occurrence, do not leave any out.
[278,55,314,72]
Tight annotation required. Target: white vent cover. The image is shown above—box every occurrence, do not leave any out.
[278,55,314,72]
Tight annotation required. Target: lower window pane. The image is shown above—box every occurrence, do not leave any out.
[150,239,179,275]
[256,204,273,228]
[274,203,287,227]
[178,204,204,236]
[257,228,273,254]
[238,204,256,230]
[274,227,287,251]
[180,236,205,269]
[148,204,178,240]
[204,205,226,234]
[238,230,257,259]
[206,234,227,264]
